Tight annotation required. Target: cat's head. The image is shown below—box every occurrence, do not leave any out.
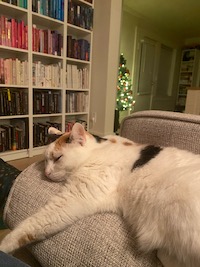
[44,123,96,182]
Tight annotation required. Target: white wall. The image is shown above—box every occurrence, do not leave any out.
[90,0,122,136]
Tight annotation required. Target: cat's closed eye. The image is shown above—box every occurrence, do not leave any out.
[54,155,63,162]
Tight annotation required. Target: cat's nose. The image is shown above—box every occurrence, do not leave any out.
[45,170,51,177]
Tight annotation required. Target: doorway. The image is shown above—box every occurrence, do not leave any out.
[134,33,176,112]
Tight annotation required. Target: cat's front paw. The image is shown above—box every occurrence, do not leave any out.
[0,236,17,254]
[0,243,13,254]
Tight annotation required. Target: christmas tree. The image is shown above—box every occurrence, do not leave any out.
[116,53,135,111]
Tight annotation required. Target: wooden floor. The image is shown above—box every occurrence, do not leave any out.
[0,154,44,267]
[8,154,45,171]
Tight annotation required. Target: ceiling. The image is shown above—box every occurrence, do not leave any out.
[123,0,200,40]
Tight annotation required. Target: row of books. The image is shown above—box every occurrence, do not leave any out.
[32,25,63,56]
[0,118,88,151]
[1,0,27,8]
[67,36,90,61]
[33,61,62,88]
[0,58,28,85]
[66,91,88,113]
[33,119,87,147]
[32,0,64,21]
[68,0,93,30]
[0,119,28,152]
[0,15,28,49]
[33,89,61,114]
[0,88,28,116]
[66,64,89,89]
[33,121,61,147]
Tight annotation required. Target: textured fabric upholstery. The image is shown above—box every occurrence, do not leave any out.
[120,110,200,154]
[6,109,200,267]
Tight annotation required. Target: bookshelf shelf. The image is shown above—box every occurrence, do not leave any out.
[0,0,94,161]
[0,84,28,88]
[66,57,91,64]
[66,88,89,91]
[33,86,62,90]
[32,52,63,59]
[32,12,64,27]
[175,49,200,112]
[0,115,29,119]
[79,0,93,7]
[0,46,28,53]
[67,23,92,35]
[0,2,27,14]
[33,113,62,118]
[66,112,88,115]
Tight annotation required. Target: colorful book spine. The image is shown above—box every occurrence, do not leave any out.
[32,25,63,56]
[1,0,27,8]
[67,36,90,61]
[0,58,28,85]
[68,0,93,30]
[32,0,64,21]
[33,89,61,114]
[0,15,28,49]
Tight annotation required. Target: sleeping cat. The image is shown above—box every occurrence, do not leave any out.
[0,122,200,267]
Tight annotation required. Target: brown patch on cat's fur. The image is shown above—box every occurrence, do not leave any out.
[18,233,35,247]
[55,133,70,149]
[123,141,133,146]
[109,138,117,143]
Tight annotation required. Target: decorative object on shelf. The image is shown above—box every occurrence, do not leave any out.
[114,53,135,133]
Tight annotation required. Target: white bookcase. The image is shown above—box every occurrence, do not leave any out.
[0,0,93,161]
[176,48,200,112]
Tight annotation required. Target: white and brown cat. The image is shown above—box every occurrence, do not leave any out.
[1,123,200,267]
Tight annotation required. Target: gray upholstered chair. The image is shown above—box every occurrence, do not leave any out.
[4,110,200,267]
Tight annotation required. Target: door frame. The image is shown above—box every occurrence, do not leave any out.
[132,27,177,111]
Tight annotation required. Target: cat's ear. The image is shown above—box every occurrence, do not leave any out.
[48,127,62,135]
[71,123,86,146]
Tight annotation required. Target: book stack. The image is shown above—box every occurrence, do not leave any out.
[0,88,28,116]
[68,0,93,30]
[1,0,27,8]
[33,89,61,114]
[32,25,63,56]
[0,119,28,152]
[67,36,90,61]
[66,91,88,113]
[33,61,62,87]
[66,64,89,89]
[0,15,28,49]
[32,0,64,21]
[0,58,28,85]
[33,121,61,147]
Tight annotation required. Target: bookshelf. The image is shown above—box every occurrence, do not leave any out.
[175,48,200,112]
[0,0,94,161]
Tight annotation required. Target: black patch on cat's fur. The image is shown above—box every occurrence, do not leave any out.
[131,145,162,171]
[92,135,107,143]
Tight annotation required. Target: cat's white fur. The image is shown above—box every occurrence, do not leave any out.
[1,123,200,266]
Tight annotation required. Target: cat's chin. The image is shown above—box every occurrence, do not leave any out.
[47,176,66,182]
